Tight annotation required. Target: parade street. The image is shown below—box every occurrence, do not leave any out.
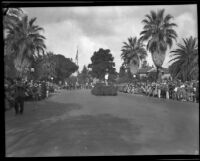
[5,89,199,156]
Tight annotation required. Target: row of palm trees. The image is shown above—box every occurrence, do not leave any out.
[4,8,198,82]
[4,8,46,78]
[121,9,198,81]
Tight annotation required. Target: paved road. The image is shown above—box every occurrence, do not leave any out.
[5,89,199,156]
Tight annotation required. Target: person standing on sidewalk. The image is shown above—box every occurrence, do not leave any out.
[157,82,161,98]
[14,78,26,115]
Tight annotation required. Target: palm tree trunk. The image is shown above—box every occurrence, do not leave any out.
[151,49,166,82]
[156,66,163,82]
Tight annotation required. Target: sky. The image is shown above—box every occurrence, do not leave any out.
[23,5,197,72]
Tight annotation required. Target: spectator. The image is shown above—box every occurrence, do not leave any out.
[14,78,26,115]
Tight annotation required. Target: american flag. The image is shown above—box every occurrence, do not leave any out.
[75,48,78,65]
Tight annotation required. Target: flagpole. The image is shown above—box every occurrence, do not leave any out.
[76,46,79,86]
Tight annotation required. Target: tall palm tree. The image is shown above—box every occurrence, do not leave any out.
[3,8,24,30]
[121,37,147,74]
[169,36,198,81]
[140,9,177,81]
[5,15,46,78]
[3,8,24,57]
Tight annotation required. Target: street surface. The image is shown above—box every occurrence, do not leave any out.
[5,89,199,156]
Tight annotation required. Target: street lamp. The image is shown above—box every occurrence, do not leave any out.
[30,67,35,81]
[51,77,54,84]
[30,68,35,72]
[133,74,136,86]
[105,69,109,86]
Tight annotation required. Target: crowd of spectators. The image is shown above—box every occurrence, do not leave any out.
[5,77,57,110]
[118,79,199,103]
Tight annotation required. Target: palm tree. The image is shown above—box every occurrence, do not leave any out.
[121,37,147,74]
[5,15,46,78]
[3,8,24,30]
[3,8,24,57]
[169,36,198,81]
[140,9,177,81]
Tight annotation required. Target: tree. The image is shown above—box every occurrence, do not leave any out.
[5,15,46,78]
[117,64,133,83]
[147,71,157,82]
[88,48,116,80]
[53,54,78,83]
[3,8,24,78]
[3,8,24,39]
[119,65,126,78]
[140,9,177,81]
[4,54,17,79]
[121,37,147,74]
[33,52,78,82]
[169,36,198,81]
[33,52,56,80]
[141,60,148,68]
[78,65,90,85]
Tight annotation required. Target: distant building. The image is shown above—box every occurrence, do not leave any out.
[160,68,171,80]
[137,66,153,78]
[147,67,171,80]
[137,66,171,80]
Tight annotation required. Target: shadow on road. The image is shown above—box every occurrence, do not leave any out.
[5,100,142,156]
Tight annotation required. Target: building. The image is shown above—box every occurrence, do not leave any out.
[137,66,153,78]
[137,67,171,80]
[147,67,171,80]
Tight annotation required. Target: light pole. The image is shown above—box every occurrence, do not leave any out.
[133,74,136,86]
[105,69,109,86]
[30,67,35,81]
[51,77,53,84]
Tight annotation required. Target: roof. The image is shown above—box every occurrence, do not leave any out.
[137,67,153,74]
[147,67,170,74]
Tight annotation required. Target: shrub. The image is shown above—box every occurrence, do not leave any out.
[91,83,118,96]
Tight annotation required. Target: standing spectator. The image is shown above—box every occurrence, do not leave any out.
[157,83,161,98]
[14,78,26,115]
[196,82,199,103]
[174,81,179,100]
[46,82,49,98]
[180,83,186,101]
[166,83,169,99]
[41,81,47,99]
[168,81,174,99]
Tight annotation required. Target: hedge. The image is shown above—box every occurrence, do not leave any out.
[91,83,118,96]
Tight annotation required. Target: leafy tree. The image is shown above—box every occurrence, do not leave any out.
[88,48,116,80]
[119,65,126,78]
[141,60,148,68]
[78,65,90,84]
[33,52,56,80]
[117,64,133,83]
[66,75,77,86]
[33,52,78,82]
[121,37,147,74]
[147,71,157,82]
[140,9,177,81]
[169,36,198,81]
[53,54,78,83]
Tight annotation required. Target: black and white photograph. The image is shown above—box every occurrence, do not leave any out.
[3,1,199,157]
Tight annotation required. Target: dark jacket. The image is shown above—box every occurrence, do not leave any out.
[15,84,25,99]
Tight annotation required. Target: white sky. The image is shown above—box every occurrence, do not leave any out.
[23,5,197,72]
